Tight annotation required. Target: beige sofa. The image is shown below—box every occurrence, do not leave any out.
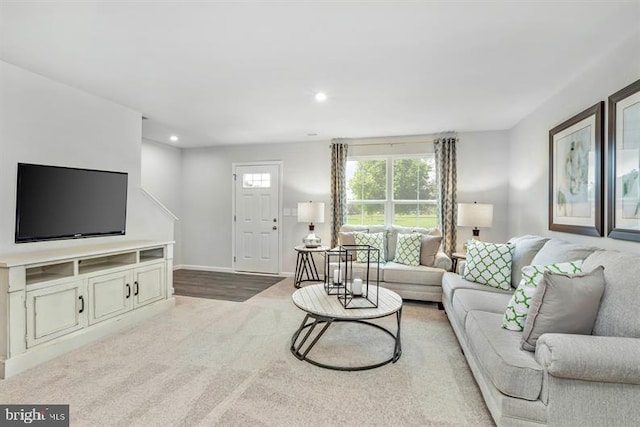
[337,225,452,303]
[443,236,640,426]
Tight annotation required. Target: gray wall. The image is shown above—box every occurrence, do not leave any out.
[177,131,510,272]
[180,141,330,274]
[141,139,183,263]
[508,31,640,253]
[0,61,175,255]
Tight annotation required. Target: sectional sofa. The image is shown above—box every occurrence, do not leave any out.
[442,236,640,426]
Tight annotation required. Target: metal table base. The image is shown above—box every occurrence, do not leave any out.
[290,308,402,371]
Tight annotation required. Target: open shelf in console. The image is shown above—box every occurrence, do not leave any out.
[26,261,75,286]
[140,247,165,262]
[78,251,137,275]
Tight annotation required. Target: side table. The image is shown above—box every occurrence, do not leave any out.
[294,245,329,288]
[451,252,467,273]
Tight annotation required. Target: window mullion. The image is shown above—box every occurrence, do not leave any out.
[387,158,393,225]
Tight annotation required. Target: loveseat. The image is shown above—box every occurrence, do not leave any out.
[337,225,452,303]
[442,235,640,426]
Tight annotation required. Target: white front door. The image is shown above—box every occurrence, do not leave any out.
[234,163,280,274]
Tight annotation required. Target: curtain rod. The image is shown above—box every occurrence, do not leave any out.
[346,140,434,147]
[332,132,456,147]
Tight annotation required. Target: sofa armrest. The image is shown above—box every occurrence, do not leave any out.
[535,333,640,385]
[433,252,452,271]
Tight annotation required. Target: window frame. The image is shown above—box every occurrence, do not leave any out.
[346,153,437,226]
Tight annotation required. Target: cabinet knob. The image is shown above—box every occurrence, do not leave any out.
[134,281,139,296]
[126,284,131,298]
[78,295,85,313]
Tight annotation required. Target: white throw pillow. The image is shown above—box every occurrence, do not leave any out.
[462,240,514,290]
[353,232,385,263]
[502,260,583,331]
[393,233,421,266]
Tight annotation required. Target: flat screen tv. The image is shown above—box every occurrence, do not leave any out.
[15,163,128,243]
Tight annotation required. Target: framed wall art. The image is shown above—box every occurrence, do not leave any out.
[549,102,604,236]
[608,79,640,241]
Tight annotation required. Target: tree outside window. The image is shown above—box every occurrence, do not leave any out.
[346,155,437,227]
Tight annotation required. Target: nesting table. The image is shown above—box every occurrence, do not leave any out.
[290,283,403,371]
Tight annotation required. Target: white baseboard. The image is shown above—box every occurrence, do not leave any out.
[173,264,233,272]
[174,265,297,279]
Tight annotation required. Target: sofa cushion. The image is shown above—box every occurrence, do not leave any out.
[393,233,421,266]
[382,261,443,286]
[581,250,640,338]
[463,240,514,290]
[442,272,513,305]
[387,226,439,261]
[530,239,597,266]
[465,310,543,401]
[507,235,550,287]
[330,261,384,282]
[451,289,512,330]
[521,267,605,351]
[502,260,583,332]
[420,235,442,267]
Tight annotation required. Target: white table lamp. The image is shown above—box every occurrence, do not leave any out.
[457,202,493,239]
[298,201,325,247]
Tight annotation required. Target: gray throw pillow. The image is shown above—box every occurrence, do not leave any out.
[530,239,597,267]
[419,235,442,267]
[507,235,550,287]
[521,266,605,352]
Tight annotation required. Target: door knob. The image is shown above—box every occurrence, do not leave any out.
[272,226,278,230]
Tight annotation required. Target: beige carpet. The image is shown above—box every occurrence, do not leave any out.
[0,278,494,426]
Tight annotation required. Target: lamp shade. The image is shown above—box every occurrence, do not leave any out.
[297,202,325,223]
[457,203,493,228]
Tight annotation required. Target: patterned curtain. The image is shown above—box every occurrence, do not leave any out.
[330,141,348,247]
[434,137,457,256]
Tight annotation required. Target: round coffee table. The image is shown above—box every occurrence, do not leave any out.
[290,283,403,371]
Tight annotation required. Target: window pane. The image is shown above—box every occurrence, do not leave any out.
[346,159,386,201]
[393,203,437,228]
[243,173,271,188]
[393,157,436,201]
[346,203,385,225]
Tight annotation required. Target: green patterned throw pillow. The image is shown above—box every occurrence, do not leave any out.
[393,233,421,266]
[353,232,384,263]
[462,240,514,290]
[502,260,583,331]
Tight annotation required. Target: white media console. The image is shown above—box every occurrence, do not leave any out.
[0,240,175,379]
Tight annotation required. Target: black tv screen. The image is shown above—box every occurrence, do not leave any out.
[15,163,128,243]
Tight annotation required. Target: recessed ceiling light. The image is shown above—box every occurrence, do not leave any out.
[314,92,327,102]
[307,133,318,137]
[170,135,179,142]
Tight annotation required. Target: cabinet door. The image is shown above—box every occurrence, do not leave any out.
[88,270,133,325]
[133,263,166,308]
[26,280,86,348]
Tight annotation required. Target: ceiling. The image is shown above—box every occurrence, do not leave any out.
[1,1,638,148]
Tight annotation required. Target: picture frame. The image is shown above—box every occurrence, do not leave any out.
[607,79,640,241]
[548,102,604,236]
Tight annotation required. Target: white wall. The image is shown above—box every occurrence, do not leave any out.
[0,61,174,255]
[179,131,510,272]
[508,31,640,252]
[180,141,330,274]
[141,139,182,264]
[457,130,510,248]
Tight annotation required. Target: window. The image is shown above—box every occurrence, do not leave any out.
[346,155,437,227]
[242,173,271,188]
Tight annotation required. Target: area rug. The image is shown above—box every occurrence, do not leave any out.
[173,269,284,301]
[0,277,494,426]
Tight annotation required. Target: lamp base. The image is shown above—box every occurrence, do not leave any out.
[302,234,322,248]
